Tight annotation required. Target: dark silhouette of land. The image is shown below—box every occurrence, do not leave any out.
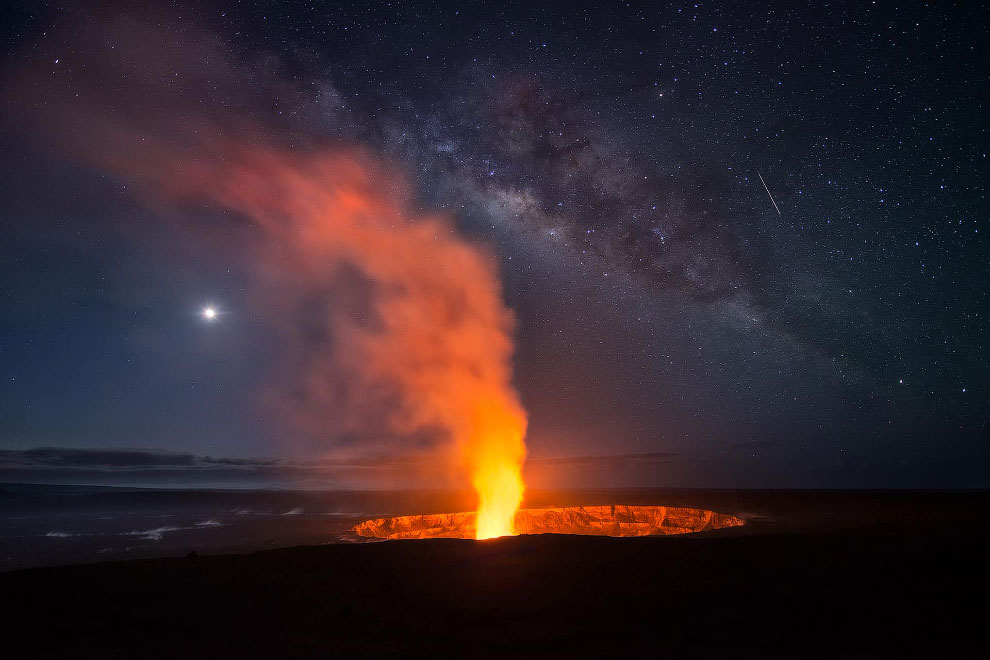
[3,490,987,658]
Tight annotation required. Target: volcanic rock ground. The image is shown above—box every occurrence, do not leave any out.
[3,490,988,658]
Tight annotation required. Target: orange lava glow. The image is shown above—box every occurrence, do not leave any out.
[353,505,746,540]
[472,430,526,539]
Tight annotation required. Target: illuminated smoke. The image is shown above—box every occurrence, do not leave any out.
[189,146,529,538]
[8,9,527,536]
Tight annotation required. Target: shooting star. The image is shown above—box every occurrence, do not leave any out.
[758,171,782,215]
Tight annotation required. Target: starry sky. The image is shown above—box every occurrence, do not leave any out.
[0,0,987,488]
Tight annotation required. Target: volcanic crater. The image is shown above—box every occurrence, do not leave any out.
[353,505,745,540]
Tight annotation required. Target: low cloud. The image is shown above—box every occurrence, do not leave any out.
[0,447,686,490]
[0,446,443,490]
[0,447,418,472]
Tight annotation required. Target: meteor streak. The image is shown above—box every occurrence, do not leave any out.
[758,171,782,216]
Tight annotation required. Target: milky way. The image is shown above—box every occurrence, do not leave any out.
[0,1,986,487]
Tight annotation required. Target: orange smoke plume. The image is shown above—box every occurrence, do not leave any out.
[7,10,527,537]
[202,146,529,538]
[194,146,528,538]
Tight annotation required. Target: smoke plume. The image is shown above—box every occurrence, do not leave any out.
[7,9,527,503]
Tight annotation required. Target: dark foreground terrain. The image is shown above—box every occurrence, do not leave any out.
[3,490,988,658]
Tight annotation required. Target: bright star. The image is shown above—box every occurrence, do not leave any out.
[202,307,217,321]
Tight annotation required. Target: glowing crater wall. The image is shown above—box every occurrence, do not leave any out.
[352,505,745,540]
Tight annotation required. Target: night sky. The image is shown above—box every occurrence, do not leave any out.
[1,1,987,488]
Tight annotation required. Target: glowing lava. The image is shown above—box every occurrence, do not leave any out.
[353,505,746,540]
[470,421,526,539]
